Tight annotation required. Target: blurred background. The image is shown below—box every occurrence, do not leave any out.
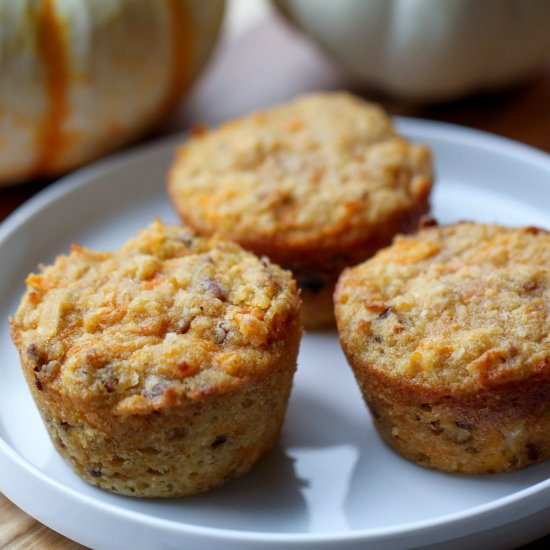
[1,0,549,547]
[1,0,549,216]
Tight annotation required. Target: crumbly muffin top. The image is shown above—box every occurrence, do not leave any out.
[335,223,550,392]
[169,92,432,249]
[11,222,301,413]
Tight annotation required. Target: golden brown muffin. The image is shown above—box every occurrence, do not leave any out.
[168,92,433,328]
[10,221,302,497]
[335,222,550,474]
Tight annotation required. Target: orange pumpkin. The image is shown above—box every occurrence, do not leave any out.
[0,0,225,185]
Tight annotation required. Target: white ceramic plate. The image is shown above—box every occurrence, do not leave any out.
[1,119,550,550]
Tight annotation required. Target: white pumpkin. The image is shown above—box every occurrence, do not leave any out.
[0,0,225,185]
[274,0,550,102]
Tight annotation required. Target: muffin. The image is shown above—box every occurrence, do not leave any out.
[10,221,302,497]
[335,222,550,474]
[168,92,433,328]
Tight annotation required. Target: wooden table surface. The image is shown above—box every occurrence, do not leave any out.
[1,8,550,549]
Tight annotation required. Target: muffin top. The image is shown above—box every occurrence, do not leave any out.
[335,223,550,392]
[168,92,432,250]
[11,222,301,414]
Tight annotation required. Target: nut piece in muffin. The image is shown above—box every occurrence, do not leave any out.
[168,92,433,328]
[335,222,550,474]
[10,221,302,497]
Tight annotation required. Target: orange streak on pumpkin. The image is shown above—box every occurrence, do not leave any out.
[34,0,69,176]
[162,0,194,117]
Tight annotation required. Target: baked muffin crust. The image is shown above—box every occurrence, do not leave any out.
[169,92,432,327]
[335,223,550,473]
[11,221,302,496]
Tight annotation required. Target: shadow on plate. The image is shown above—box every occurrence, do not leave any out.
[158,442,310,533]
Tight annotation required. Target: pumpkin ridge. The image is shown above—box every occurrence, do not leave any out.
[33,0,69,176]
[161,0,195,118]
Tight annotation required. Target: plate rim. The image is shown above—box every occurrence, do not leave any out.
[3,116,550,248]
[1,117,550,545]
